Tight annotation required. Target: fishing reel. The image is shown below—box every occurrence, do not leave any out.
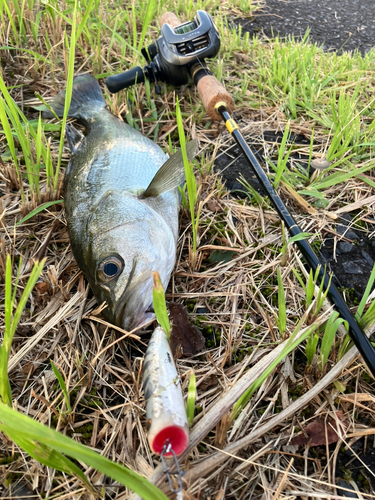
[106,10,220,94]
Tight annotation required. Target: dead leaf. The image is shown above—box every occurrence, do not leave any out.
[169,303,205,357]
[35,281,50,300]
[281,181,317,215]
[206,200,222,213]
[291,412,349,447]
[22,361,35,375]
[233,52,253,64]
[200,373,218,391]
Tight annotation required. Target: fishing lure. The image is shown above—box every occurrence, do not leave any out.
[143,327,189,456]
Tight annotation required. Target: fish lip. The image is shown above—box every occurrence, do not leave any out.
[114,276,155,332]
[115,299,154,330]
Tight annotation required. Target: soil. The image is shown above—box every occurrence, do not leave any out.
[214,2,375,497]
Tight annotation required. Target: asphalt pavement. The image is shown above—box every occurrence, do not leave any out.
[236,0,375,55]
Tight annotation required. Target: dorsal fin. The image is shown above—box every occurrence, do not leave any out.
[141,140,198,198]
[34,74,105,122]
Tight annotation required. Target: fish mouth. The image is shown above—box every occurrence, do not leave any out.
[117,298,155,331]
[114,263,155,331]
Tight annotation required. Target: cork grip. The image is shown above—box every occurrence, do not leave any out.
[159,12,181,28]
[159,12,234,121]
[197,75,233,121]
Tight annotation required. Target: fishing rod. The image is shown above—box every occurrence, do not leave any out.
[105,10,375,378]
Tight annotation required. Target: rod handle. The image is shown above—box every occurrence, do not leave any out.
[196,74,234,121]
[160,12,181,27]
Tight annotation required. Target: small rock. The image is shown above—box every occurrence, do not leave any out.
[361,250,374,266]
[346,230,359,240]
[336,228,358,240]
[196,307,208,314]
[338,242,355,253]
[336,479,360,499]
[342,261,362,274]
[2,481,34,499]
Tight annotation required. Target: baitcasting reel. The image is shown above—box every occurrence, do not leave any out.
[106,10,220,94]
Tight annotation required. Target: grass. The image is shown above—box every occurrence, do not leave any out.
[0,255,45,406]
[176,96,201,268]
[152,270,171,339]
[1,0,375,498]
[0,402,169,499]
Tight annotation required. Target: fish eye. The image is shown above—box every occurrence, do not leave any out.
[97,256,123,282]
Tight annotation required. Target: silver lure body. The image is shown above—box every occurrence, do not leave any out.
[143,326,189,455]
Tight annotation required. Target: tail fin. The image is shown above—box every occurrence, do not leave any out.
[38,74,106,122]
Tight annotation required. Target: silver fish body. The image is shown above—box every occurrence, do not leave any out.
[49,75,183,330]
[143,326,189,456]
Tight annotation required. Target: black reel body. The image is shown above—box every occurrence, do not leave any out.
[106,10,220,93]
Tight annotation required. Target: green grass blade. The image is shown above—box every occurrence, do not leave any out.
[277,268,286,335]
[10,260,46,341]
[0,423,91,488]
[16,200,64,226]
[305,333,319,365]
[231,320,322,421]
[1,0,20,45]
[287,232,312,245]
[0,96,20,180]
[355,264,375,320]
[76,0,96,39]
[320,312,347,370]
[186,370,196,426]
[50,361,71,413]
[0,256,13,406]
[0,256,45,406]
[152,271,171,339]
[137,0,156,51]
[55,0,78,190]
[0,402,168,500]
[311,161,375,191]
[274,122,291,187]
[176,97,198,260]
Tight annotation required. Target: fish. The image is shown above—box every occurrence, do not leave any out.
[143,326,189,456]
[44,74,197,331]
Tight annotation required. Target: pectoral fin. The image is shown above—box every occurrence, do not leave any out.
[66,123,85,153]
[141,139,198,198]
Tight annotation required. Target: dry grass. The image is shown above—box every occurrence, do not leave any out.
[1,2,375,499]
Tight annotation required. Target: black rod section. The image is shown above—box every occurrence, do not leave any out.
[217,105,375,377]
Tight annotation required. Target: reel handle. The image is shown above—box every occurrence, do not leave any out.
[160,11,234,121]
[106,66,144,93]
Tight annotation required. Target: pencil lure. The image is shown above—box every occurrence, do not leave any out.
[143,327,189,456]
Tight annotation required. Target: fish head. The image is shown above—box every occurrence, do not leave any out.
[85,191,177,331]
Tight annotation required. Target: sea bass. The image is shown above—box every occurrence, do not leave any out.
[46,74,197,331]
